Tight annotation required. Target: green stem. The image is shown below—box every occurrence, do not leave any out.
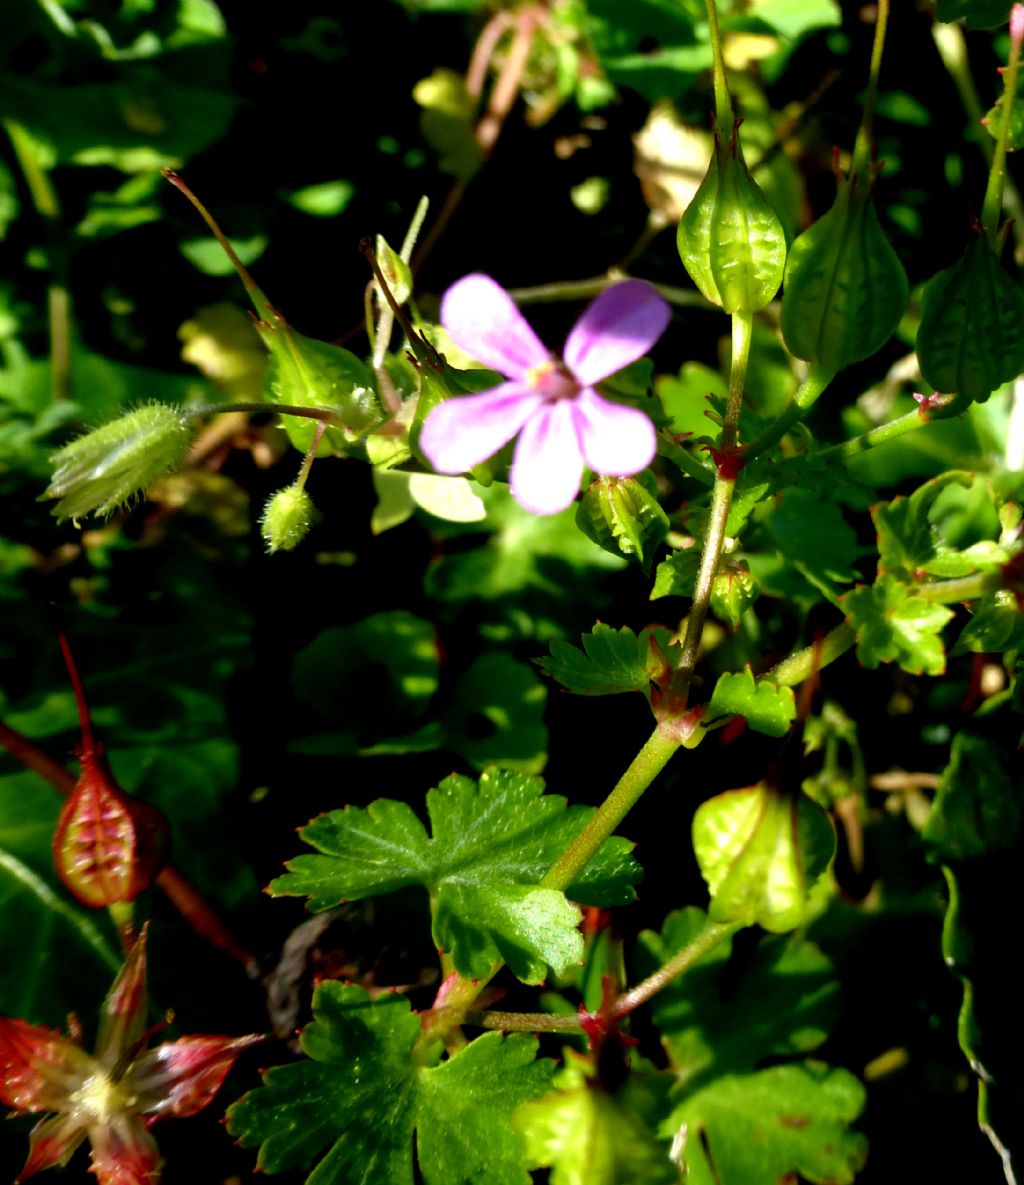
[812,407,928,464]
[163,169,274,322]
[505,276,711,309]
[761,622,856,688]
[704,0,734,129]
[188,400,344,425]
[293,423,327,492]
[542,727,680,892]
[5,120,71,401]
[851,0,890,179]
[981,10,1024,240]
[460,1010,584,1034]
[745,364,835,460]
[660,435,715,487]
[673,309,754,705]
[373,196,430,370]
[611,919,738,1018]
[915,569,1003,603]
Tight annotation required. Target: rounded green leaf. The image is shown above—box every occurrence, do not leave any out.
[781,174,908,370]
[916,234,1024,404]
[692,783,835,933]
[678,133,786,313]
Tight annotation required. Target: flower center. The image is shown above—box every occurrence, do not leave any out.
[525,360,580,402]
[69,1072,136,1124]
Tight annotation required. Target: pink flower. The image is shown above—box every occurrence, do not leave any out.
[0,927,262,1184]
[419,275,671,515]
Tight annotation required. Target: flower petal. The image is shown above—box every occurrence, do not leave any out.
[441,274,549,378]
[0,1017,92,1113]
[419,382,540,475]
[562,280,671,386]
[510,400,585,515]
[573,389,657,476]
[18,1113,88,1181]
[87,1116,161,1185]
[95,925,149,1066]
[128,1035,263,1119]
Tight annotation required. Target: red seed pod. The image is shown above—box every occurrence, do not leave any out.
[52,633,169,908]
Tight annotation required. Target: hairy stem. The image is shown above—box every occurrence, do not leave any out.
[542,728,680,893]
[812,406,929,464]
[744,364,835,460]
[459,1010,584,1034]
[761,622,856,688]
[612,919,739,1018]
[673,309,754,707]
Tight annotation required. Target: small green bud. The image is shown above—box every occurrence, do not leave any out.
[260,484,315,553]
[45,403,193,522]
[677,122,787,314]
[780,170,908,371]
[916,233,1024,405]
[710,557,757,629]
[375,234,413,307]
[575,475,669,571]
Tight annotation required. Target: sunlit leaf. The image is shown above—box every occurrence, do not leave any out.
[229,983,553,1184]
[271,769,641,982]
[665,1062,867,1185]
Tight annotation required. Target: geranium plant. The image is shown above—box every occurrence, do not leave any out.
[1,0,1023,1182]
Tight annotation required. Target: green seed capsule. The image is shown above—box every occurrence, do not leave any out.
[677,121,787,314]
[916,233,1024,404]
[45,403,193,522]
[261,485,315,553]
[780,170,908,371]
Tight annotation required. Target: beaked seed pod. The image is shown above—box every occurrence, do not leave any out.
[677,121,787,314]
[916,232,1024,405]
[780,169,908,372]
[45,403,193,522]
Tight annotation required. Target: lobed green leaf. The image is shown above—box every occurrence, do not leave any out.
[841,575,954,676]
[705,669,796,737]
[228,983,552,1185]
[536,622,675,698]
[665,1062,868,1185]
[270,769,641,982]
[637,908,841,1088]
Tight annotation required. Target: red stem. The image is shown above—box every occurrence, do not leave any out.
[57,629,97,760]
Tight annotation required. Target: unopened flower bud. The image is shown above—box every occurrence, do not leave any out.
[45,403,193,522]
[260,485,315,553]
